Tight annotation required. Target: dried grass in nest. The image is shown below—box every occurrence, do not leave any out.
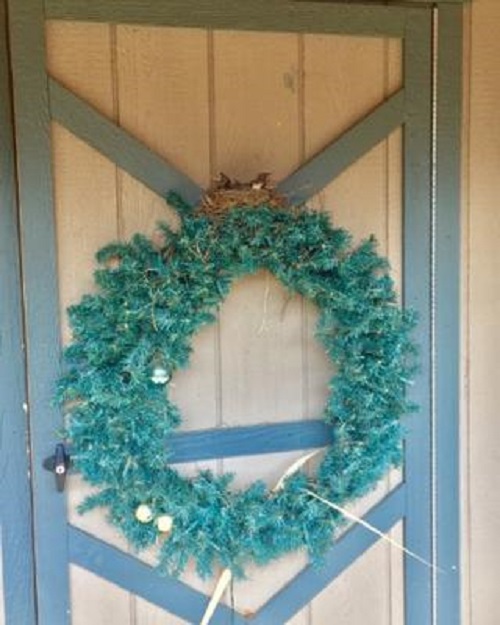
[197,173,288,218]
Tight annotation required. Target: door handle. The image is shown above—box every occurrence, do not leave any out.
[43,443,71,492]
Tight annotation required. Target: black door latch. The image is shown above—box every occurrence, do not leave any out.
[43,443,71,492]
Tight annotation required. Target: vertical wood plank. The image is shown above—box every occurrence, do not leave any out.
[388,522,405,625]
[115,26,213,432]
[114,25,216,617]
[46,21,116,117]
[69,566,133,625]
[129,599,189,625]
[467,1,500,623]
[212,31,308,620]
[115,25,211,188]
[46,21,132,624]
[213,30,301,182]
[303,33,399,625]
[311,541,391,624]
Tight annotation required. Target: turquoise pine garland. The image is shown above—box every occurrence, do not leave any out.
[57,195,417,579]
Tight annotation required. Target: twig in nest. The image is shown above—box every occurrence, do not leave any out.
[198,172,288,217]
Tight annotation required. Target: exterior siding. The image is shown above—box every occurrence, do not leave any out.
[462,1,500,623]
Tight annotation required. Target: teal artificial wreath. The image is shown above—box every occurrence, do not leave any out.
[57,188,416,579]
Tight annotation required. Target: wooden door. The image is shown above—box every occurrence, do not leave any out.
[2,1,463,624]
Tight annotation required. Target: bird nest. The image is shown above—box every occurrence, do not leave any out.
[198,173,287,217]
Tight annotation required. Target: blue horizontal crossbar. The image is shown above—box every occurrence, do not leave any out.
[168,419,332,463]
[68,484,405,624]
[62,420,333,468]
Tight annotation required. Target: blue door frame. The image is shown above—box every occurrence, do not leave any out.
[0,0,37,622]
[2,1,463,623]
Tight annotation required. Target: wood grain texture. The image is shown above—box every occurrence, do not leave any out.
[46,20,116,116]
[252,487,405,625]
[69,527,249,625]
[70,566,131,625]
[211,31,309,619]
[116,25,210,187]
[5,0,488,621]
[303,33,403,625]
[114,25,216,617]
[466,1,500,623]
[311,541,391,624]
[49,79,202,206]
[41,18,425,625]
[278,89,405,205]
[46,21,135,624]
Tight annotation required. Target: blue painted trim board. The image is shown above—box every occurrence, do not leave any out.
[69,486,405,624]
[6,0,71,622]
[50,77,405,212]
[402,11,434,624]
[69,526,250,625]
[49,79,202,206]
[0,1,37,622]
[253,486,406,624]
[279,89,406,205]
[44,0,414,37]
[63,419,333,465]
[166,419,333,463]
[435,5,463,623]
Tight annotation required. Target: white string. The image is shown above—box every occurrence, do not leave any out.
[304,489,444,573]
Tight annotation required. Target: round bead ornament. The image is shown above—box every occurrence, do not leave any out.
[135,504,154,524]
[151,367,170,385]
[57,183,416,579]
[156,515,174,534]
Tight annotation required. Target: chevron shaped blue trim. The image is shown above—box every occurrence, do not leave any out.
[69,485,405,624]
[278,89,406,205]
[253,485,406,624]
[49,78,404,211]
